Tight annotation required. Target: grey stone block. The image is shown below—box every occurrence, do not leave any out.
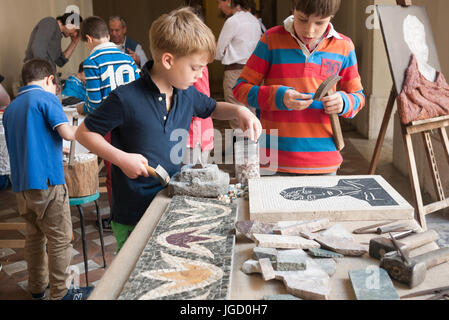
[308,248,344,261]
[349,268,399,300]
[252,247,278,262]
[264,294,302,300]
[168,165,230,198]
[276,250,307,271]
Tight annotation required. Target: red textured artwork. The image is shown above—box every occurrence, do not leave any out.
[398,54,449,124]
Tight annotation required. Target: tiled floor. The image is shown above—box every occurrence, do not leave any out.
[0,176,116,300]
[1,127,448,300]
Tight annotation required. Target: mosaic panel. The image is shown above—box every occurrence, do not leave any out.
[249,175,414,222]
[119,196,238,300]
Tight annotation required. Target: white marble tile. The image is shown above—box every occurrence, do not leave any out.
[74,224,97,235]
[3,260,27,276]
[0,248,15,258]
[17,279,28,292]
[71,260,101,275]
[5,216,26,223]
[71,247,79,257]
[93,235,116,247]
[0,208,17,217]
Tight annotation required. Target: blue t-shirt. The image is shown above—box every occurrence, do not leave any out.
[62,75,86,101]
[2,85,68,192]
[83,61,217,226]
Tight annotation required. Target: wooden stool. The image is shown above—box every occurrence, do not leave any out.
[69,192,106,285]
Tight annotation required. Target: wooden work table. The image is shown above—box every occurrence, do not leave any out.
[89,188,449,300]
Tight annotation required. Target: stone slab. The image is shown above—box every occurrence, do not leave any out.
[319,224,355,241]
[276,250,307,271]
[252,247,278,262]
[279,268,331,300]
[312,258,337,277]
[235,221,274,241]
[119,196,238,300]
[252,234,320,250]
[307,248,344,261]
[315,235,368,257]
[259,258,276,281]
[168,165,230,198]
[249,176,414,222]
[349,268,400,300]
[274,219,330,236]
[264,294,302,300]
[241,259,261,275]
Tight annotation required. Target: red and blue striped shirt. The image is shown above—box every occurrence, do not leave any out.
[233,19,365,174]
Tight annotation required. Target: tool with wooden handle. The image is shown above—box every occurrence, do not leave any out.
[315,75,345,151]
[145,164,170,187]
[380,246,449,288]
[369,229,439,259]
[68,117,79,168]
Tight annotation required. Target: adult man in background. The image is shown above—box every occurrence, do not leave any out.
[108,16,148,69]
[24,12,83,74]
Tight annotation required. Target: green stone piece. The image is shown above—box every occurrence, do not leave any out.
[349,268,400,300]
[308,248,344,260]
[253,247,278,262]
[264,294,302,300]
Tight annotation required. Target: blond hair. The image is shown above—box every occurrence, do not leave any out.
[150,7,216,62]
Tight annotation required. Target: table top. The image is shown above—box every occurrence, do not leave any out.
[89,188,449,300]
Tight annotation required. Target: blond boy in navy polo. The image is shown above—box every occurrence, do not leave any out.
[76,8,262,252]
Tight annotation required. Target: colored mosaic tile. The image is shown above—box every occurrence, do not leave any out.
[119,196,238,300]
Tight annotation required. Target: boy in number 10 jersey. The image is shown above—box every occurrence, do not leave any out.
[78,16,140,214]
[79,16,140,115]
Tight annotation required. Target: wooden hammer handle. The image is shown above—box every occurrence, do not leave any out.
[414,247,449,270]
[327,90,345,151]
[400,230,439,250]
[145,165,158,178]
[330,114,345,151]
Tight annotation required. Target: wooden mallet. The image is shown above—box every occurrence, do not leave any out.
[315,75,345,151]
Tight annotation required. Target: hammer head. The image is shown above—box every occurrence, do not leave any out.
[380,253,427,288]
[369,237,409,260]
[146,164,171,187]
[154,165,170,187]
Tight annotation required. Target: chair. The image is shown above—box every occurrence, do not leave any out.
[69,192,106,285]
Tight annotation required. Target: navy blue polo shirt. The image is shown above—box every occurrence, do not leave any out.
[3,85,68,192]
[83,61,217,226]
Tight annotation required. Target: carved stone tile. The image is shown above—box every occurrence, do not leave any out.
[119,196,238,300]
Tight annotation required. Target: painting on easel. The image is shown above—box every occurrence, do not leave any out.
[376,5,441,94]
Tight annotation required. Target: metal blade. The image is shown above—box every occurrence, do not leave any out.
[401,286,449,299]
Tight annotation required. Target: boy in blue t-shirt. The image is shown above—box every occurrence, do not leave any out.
[78,16,140,220]
[2,59,92,300]
[62,62,87,102]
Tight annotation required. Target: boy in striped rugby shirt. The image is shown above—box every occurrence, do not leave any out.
[233,0,365,175]
[79,16,140,115]
[78,16,140,221]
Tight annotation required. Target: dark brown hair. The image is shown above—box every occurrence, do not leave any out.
[81,16,109,41]
[291,0,341,17]
[22,59,55,84]
[231,0,251,10]
[56,12,83,26]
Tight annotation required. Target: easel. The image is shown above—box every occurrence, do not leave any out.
[369,0,449,230]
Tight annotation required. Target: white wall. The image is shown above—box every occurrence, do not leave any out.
[0,0,93,97]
